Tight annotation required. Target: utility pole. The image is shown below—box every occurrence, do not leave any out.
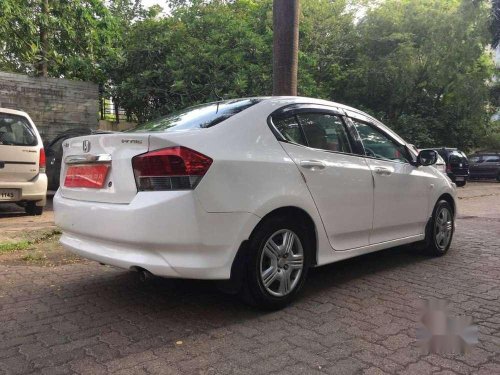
[272,0,300,96]
[38,0,49,77]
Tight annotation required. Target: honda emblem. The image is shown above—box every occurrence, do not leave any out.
[82,140,91,153]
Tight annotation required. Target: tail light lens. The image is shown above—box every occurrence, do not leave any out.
[446,164,452,173]
[132,146,213,191]
[39,148,46,173]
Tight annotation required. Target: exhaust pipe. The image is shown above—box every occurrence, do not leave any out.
[138,268,154,282]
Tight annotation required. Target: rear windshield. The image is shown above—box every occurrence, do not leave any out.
[0,113,37,146]
[449,151,466,162]
[129,99,261,133]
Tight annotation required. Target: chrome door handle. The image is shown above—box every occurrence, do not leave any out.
[374,167,392,176]
[299,160,326,170]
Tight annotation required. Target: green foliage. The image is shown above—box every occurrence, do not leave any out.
[341,0,494,150]
[0,0,497,150]
[111,0,273,121]
[0,0,119,82]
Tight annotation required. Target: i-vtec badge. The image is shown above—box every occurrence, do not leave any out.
[121,139,143,144]
[82,140,91,153]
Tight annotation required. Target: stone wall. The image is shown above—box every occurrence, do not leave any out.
[0,71,98,141]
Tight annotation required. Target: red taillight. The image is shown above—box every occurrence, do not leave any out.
[39,148,46,173]
[132,146,213,191]
[446,164,452,173]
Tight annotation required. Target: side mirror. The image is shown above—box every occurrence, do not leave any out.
[417,149,438,166]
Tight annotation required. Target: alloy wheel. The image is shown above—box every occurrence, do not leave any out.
[259,229,304,297]
[434,206,453,250]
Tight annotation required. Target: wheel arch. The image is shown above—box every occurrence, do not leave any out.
[228,206,319,292]
[436,193,456,218]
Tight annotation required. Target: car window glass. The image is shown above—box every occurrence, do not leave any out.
[449,151,465,163]
[297,113,352,153]
[469,156,481,163]
[273,115,306,145]
[352,119,410,163]
[129,99,261,132]
[484,155,500,162]
[0,114,37,146]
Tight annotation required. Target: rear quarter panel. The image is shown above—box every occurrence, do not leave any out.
[148,101,333,264]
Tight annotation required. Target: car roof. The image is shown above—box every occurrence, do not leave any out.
[0,107,31,117]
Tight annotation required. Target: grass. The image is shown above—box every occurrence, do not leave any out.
[0,229,62,254]
[0,241,31,253]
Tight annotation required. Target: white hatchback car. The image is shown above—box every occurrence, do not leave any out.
[0,108,47,215]
[54,97,456,308]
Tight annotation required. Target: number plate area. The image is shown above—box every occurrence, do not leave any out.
[0,189,20,201]
[64,164,110,189]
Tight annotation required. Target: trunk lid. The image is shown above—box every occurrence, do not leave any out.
[60,133,151,204]
[448,152,469,175]
[59,132,194,204]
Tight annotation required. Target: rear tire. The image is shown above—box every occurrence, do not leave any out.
[241,216,311,310]
[455,181,466,187]
[424,200,454,256]
[25,202,43,216]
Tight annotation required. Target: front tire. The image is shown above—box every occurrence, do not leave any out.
[242,216,311,310]
[424,200,454,256]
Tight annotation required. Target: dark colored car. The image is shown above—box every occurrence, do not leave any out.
[433,148,469,187]
[469,152,500,182]
[45,128,92,191]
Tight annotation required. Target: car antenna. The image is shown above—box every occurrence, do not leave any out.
[208,76,223,113]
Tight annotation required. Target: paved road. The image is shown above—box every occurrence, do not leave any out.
[0,182,499,374]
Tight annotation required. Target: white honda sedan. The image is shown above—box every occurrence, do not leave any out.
[54,97,456,309]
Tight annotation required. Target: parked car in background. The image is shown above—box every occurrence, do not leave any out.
[432,148,469,187]
[45,128,92,191]
[469,152,500,182]
[54,97,457,309]
[0,108,47,215]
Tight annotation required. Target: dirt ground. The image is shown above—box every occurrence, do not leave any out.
[0,181,498,267]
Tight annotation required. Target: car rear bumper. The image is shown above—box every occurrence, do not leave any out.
[54,190,260,279]
[447,173,469,181]
[0,174,47,206]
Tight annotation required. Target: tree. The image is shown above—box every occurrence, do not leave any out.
[272,0,299,95]
[0,0,119,81]
[111,0,273,122]
[341,0,494,149]
[492,0,500,47]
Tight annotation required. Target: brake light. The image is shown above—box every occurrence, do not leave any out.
[39,148,46,173]
[132,146,213,191]
[446,164,452,173]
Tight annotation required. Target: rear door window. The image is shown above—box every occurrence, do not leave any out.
[273,116,306,145]
[296,113,352,153]
[0,114,37,146]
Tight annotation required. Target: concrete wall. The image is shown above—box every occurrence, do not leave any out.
[0,71,98,141]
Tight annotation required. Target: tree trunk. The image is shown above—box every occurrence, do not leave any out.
[272,0,300,96]
[38,0,49,77]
